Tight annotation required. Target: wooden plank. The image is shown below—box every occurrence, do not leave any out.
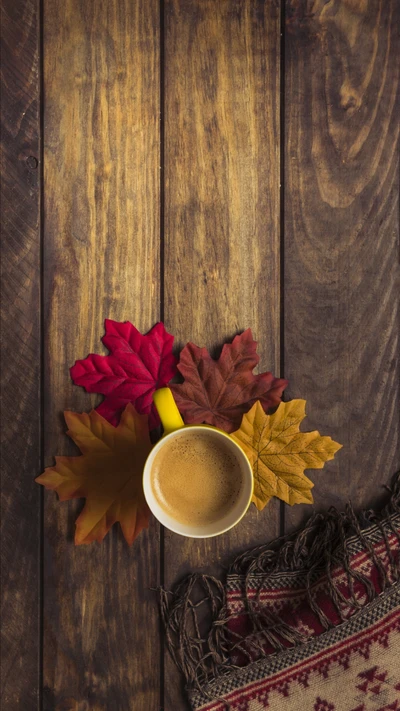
[42,2,161,709]
[0,1,41,708]
[163,1,282,708]
[284,0,400,532]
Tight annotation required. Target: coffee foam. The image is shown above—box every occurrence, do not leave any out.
[151,430,244,527]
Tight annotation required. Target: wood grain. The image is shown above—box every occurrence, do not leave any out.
[0,1,41,708]
[42,1,161,709]
[4,1,399,707]
[284,0,400,532]
[163,1,281,708]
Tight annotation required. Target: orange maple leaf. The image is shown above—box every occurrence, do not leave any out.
[36,404,152,545]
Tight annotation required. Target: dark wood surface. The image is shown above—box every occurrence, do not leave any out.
[41,2,161,710]
[163,2,281,706]
[1,1,399,710]
[284,0,400,532]
[0,0,41,708]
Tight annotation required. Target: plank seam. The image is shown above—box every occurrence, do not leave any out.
[39,0,45,705]
[159,0,166,708]
[279,0,286,539]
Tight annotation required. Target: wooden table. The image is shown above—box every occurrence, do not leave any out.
[1,1,399,709]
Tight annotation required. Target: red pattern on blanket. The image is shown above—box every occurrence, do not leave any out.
[160,479,400,711]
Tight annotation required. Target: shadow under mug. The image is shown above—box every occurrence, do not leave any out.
[143,388,254,538]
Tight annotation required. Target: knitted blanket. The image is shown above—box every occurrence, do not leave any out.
[160,475,400,711]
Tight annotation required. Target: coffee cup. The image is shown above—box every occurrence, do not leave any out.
[143,388,253,538]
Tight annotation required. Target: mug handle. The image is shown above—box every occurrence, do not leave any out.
[153,387,185,434]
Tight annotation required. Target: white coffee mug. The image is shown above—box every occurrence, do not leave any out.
[143,388,254,538]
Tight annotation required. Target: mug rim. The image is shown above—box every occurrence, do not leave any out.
[143,425,254,538]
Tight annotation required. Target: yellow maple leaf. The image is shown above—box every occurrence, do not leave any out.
[36,404,152,545]
[231,400,342,509]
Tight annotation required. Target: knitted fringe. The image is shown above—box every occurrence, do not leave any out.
[158,473,400,700]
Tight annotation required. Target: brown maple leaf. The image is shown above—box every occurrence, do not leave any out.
[171,329,288,433]
[36,404,152,544]
[231,400,343,509]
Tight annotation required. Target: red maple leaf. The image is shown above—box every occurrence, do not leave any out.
[70,320,177,428]
[170,329,288,433]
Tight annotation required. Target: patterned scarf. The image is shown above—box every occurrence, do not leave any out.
[160,474,400,711]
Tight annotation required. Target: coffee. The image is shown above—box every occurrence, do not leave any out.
[151,430,244,526]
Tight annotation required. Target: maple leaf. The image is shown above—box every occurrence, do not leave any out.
[70,320,177,429]
[170,329,287,433]
[231,400,342,509]
[36,404,152,545]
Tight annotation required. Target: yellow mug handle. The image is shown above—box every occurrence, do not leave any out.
[153,387,185,435]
